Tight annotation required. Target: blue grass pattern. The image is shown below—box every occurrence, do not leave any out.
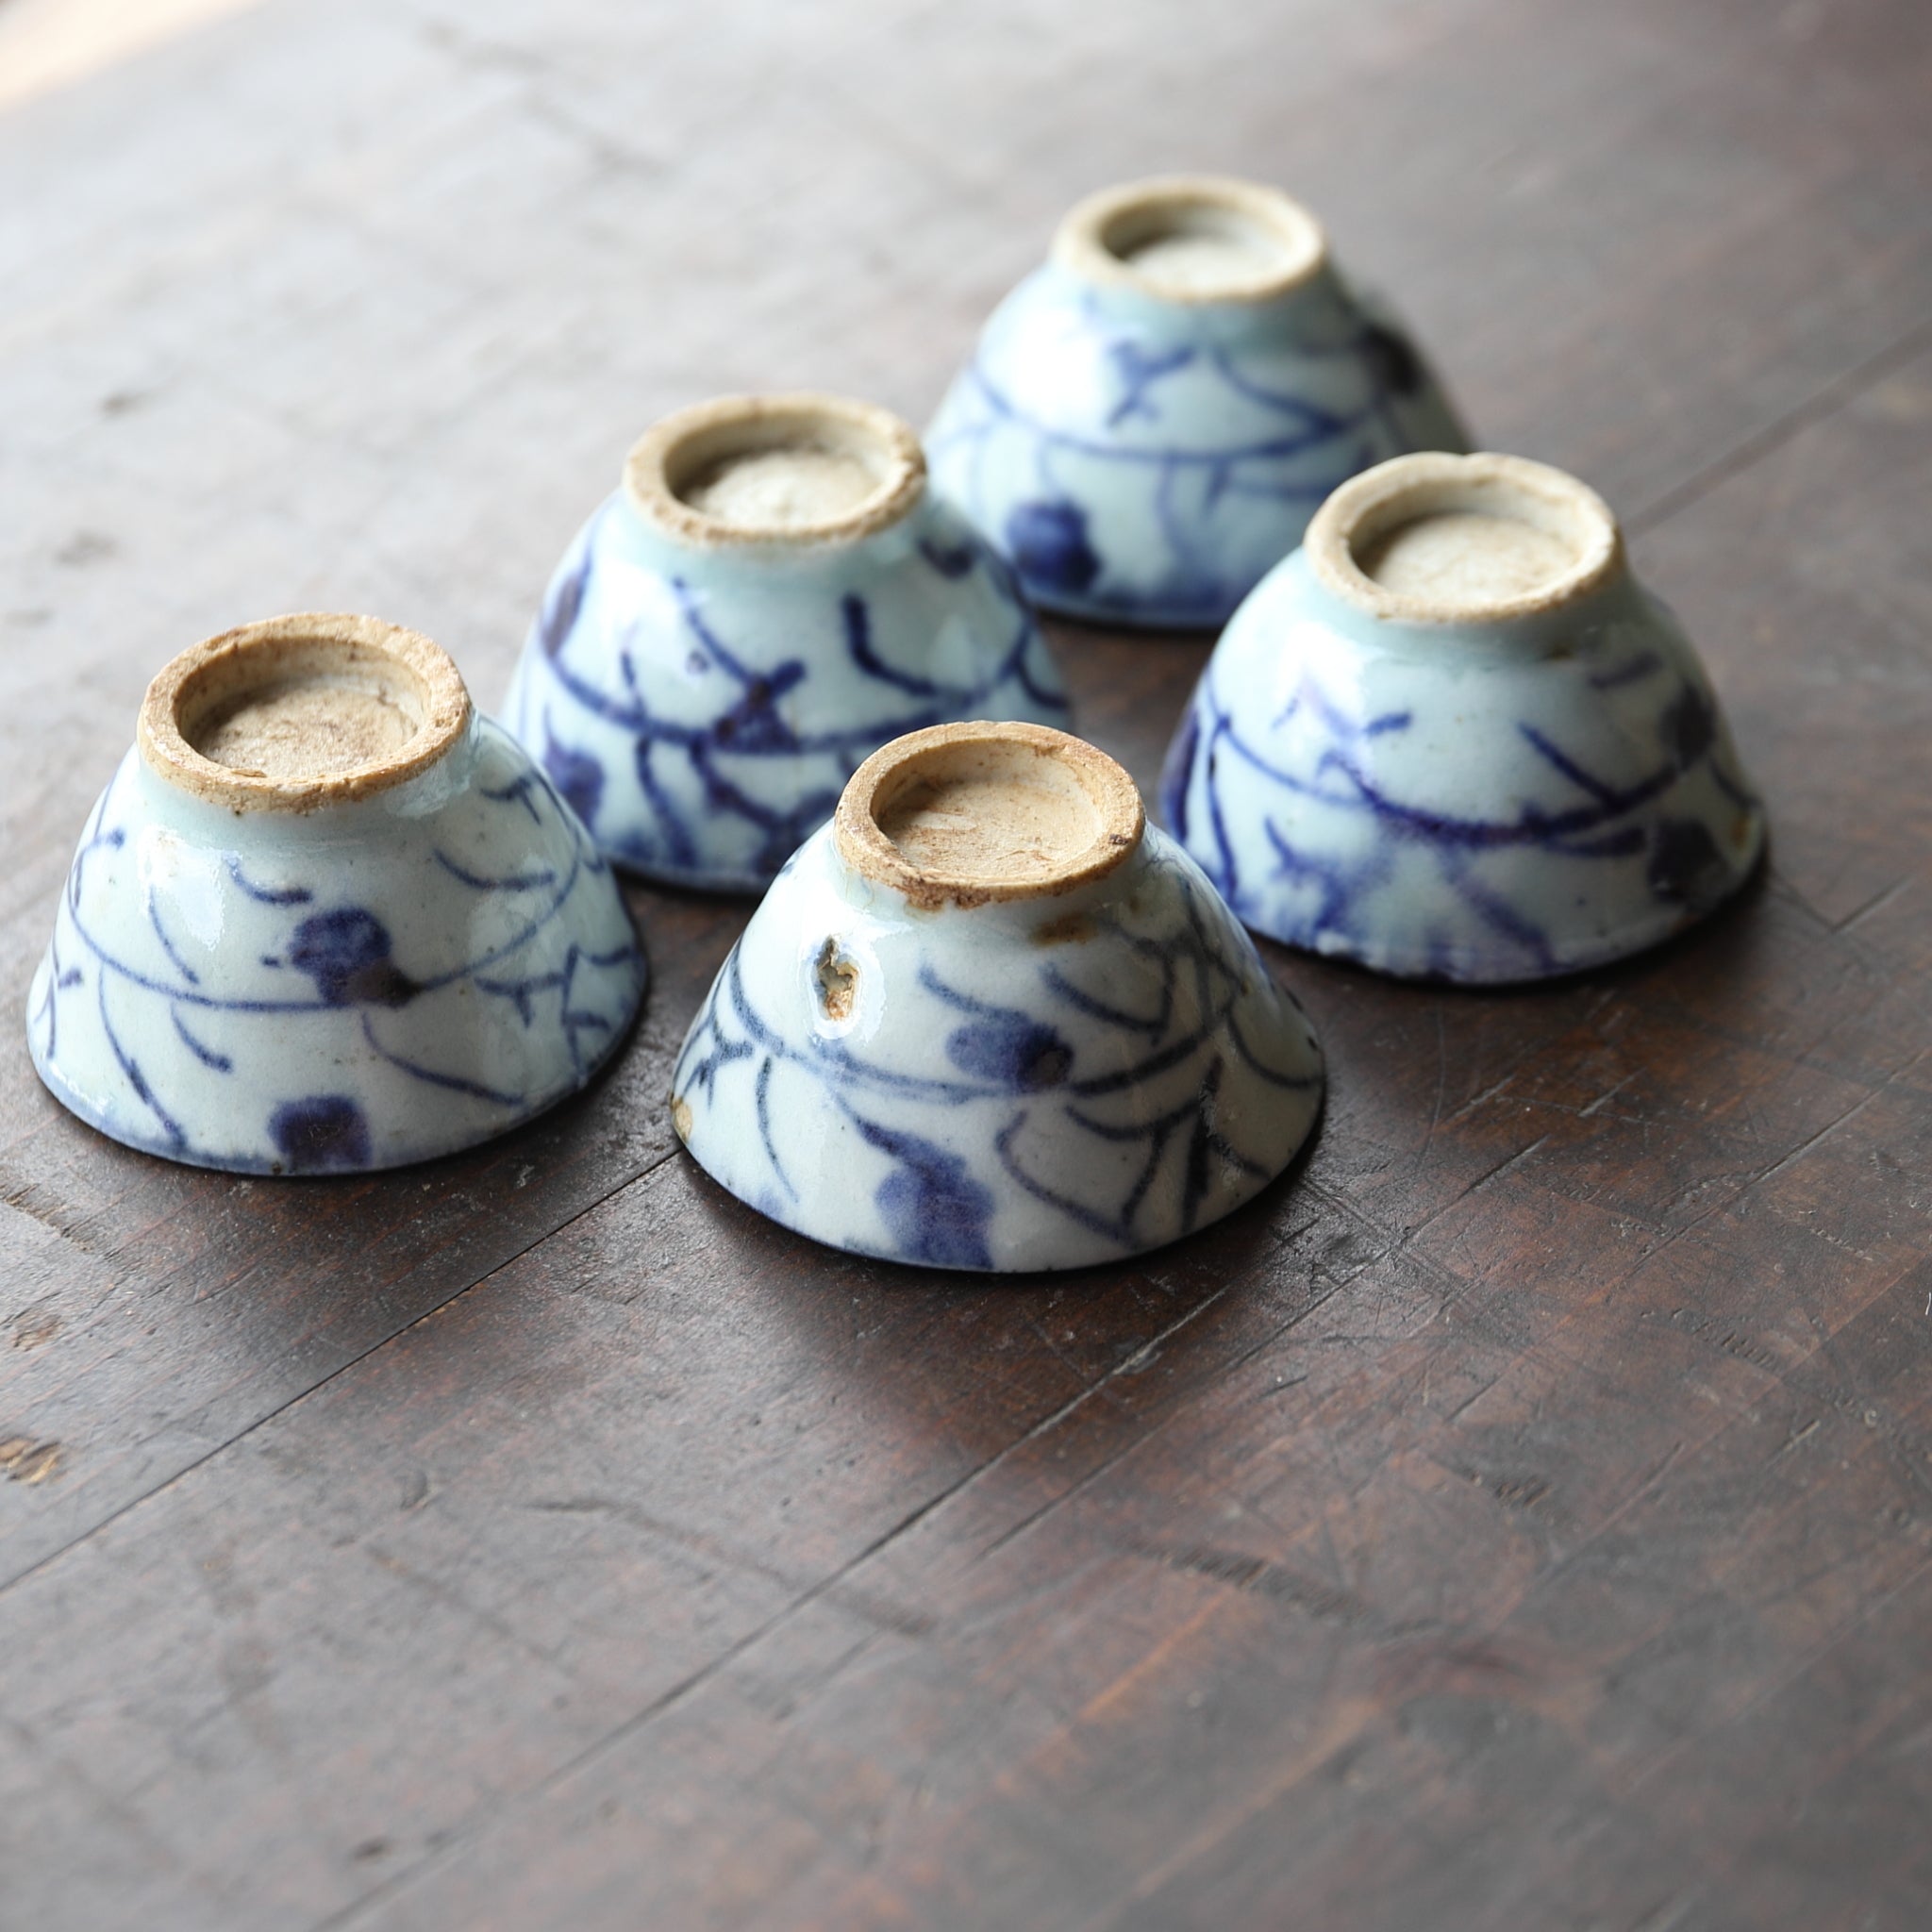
[30,733,644,1171]
[507,502,1070,889]
[673,846,1320,1268]
[1161,655,1762,980]
[929,299,1457,625]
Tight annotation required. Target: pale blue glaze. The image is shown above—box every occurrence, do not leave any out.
[27,718,645,1172]
[503,488,1070,891]
[928,262,1467,628]
[1160,550,1765,982]
[671,821,1324,1273]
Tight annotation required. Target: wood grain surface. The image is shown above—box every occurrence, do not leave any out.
[4,0,1931,1926]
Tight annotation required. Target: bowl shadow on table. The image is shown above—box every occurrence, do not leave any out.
[1042,608,1217,648]
[0,985,683,1552]
[1256,844,1776,1239]
[7,832,760,1342]
[664,1072,1327,1458]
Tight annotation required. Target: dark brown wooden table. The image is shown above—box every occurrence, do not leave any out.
[5,1,1932,1924]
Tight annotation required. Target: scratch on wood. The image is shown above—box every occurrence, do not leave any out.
[1579,1072,1639,1118]
[525,1493,935,1641]
[1738,1086,1890,1201]
[7,1305,61,1350]
[1440,1456,1555,1513]
[1389,1134,1553,1267]
[1715,1328,1784,1374]
[0,1182,99,1251]
[1629,1890,1702,1932]
[1419,1003,1449,1158]
[1446,1374,1503,1428]
[1489,1474,1551,1512]
[1833,875,1910,935]
[1127,1541,1368,1624]
[1258,1372,1309,1403]
[1624,306,1932,537]
[0,1436,63,1484]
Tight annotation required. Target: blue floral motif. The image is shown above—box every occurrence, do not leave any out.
[289,908,419,1007]
[1160,566,1765,982]
[925,968,1074,1091]
[269,1096,373,1173]
[541,729,606,832]
[1646,818,1728,905]
[928,267,1468,627]
[27,720,647,1173]
[671,825,1324,1272]
[851,1115,995,1271]
[1004,501,1101,597]
[503,491,1072,891]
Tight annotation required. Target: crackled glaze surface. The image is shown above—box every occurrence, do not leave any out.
[503,484,1070,892]
[927,217,1467,628]
[1159,547,1765,982]
[670,817,1324,1273]
[27,717,645,1172]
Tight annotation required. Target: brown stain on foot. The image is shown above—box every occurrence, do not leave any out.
[1031,909,1098,945]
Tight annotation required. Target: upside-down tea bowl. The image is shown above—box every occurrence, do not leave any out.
[27,613,646,1173]
[1159,452,1766,981]
[670,720,1324,1272]
[503,392,1071,891]
[927,175,1469,628]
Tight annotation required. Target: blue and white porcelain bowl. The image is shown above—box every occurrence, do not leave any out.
[27,614,646,1173]
[503,393,1071,891]
[671,720,1324,1272]
[927,175,1469,629]
[1160,453,1766,982]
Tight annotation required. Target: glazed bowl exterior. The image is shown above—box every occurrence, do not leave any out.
[1159,546,1765,983]
[670,772,1324,1273]
[28,659,644,1173]
[503,413,1071,893]
[927,183,1467,628]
